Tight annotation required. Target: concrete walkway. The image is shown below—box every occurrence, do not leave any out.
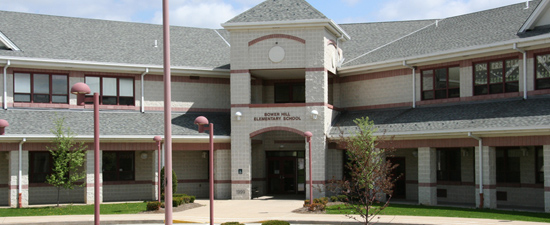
[0,197,548,225]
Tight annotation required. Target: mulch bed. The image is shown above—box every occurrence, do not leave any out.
[140,202,204,214]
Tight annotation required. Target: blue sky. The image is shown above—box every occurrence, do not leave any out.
[0,0,531,28]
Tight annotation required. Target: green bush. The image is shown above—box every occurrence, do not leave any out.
[330,196,338,202]
[261,220,290,225]
[182,196,191,204]
[221,222,244,225]
[146,201,161,211]
[304,197,328,211]
[190,195,196,203]
[172,197,184,207]
[160,167,178,199]
[337,195,348,202]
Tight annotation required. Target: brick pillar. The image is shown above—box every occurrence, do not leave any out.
[8,150,28,207]
[544,145,550,213]
[475,146,496,209]
[418,147,436,205]
[214,149,231,199]
[152,149,159,201]
[84,150,102,204]
[231,136,251,200]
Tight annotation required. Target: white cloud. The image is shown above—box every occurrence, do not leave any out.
[376,0,528,21]
[152,1,243,28]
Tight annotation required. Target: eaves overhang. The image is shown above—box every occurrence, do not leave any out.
[0,56,231,77]
[0,134,232,143]
[338,33,550,76]
[222,19,351,41]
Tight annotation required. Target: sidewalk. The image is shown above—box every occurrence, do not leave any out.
[0,198,548,225]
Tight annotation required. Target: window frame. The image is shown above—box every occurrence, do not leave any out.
[473,58,520,95]
[420,65,460,100]
[496,147,521,184]
[84,75,135,106]
[534,52,550,90]
[274,82,305,103]
[29,151,53,184]
[436,148,462,182]
[102,151,135,182]
[13,72,69,104]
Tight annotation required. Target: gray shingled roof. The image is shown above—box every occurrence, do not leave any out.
[0,109,230,136]
[330,96,550,136]
[342,0,544,67]
[0,10,230,70]
[225,0,327,24]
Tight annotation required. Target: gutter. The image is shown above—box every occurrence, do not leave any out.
[403,61,416,108]
[0,134,232,143]
[140,68,149,113]
[18,138,25,208]
[513,43,528,100]
[468,132,483,209]
[3,60,9,110]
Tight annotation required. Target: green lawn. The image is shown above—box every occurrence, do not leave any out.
[326,203,550,223]
[0,202,147,217]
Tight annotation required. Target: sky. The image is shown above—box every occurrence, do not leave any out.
[0,0,533,29]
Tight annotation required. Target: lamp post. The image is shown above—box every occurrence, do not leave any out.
[304,131,313,202]
[153,136,163,202]
[70,82,100,225]
[194,116,214,225]
[0,119,8,135]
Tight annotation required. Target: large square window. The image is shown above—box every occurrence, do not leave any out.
[85,76,135,106]
[14,73,68,103]
[496,148,521,183]
[421,66,460,100]
[536,53,550,90]
[29,152,52,183]
[474,59,519,95]
[102,151,135,181]
[437,148,461,181]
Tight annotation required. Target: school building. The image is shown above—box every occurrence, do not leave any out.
[0,0,549,212]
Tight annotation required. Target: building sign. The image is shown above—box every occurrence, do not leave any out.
[254,112,301,121]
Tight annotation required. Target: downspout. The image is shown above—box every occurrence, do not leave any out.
[140,68,149,113]
[3,60,10,110]
[468,132,483,209]
[18,138,26,208]
[403,61,416,108]
[513,43,528,100]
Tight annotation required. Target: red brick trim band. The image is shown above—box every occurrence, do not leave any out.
[214,180,231,184]
[306,67,326,72]
[178,179,208,183]
[250,126,306,138]
[475,184,496,189]
[8,185,28,189]
[231,102,330,108]
[252,178,267,181]
[231,180,251,184]
[102,180,152,186]
[249,34,306,46]
[418,183,437,187]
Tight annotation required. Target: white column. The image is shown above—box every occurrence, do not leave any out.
[418,147,436,205]
[214,149,231,199]
[152,149,159,201]
[475,146,497,209]
[8,150,28,207]
[231,137,252,200]
[544,145,550,213]
[84,150,102,204]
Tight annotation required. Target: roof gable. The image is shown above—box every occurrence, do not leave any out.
[0,30,20,51]
[520,0,550,32]
[225,0,327,24]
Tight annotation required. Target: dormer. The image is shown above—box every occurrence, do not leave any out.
[519,0,550,32]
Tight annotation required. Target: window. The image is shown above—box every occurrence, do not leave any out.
[474,59,519,95]
[102,151,135,181]
[536,147,544,184]
[14,73,68,103]
[85,76,134,105]
[535,53,550,90]
[496,148,521,183]
[274,83,305,103]
[437,148,461,181]
[29,152,52,183]
[421,66,460,100]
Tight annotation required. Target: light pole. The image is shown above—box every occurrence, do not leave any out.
[70,82,100,225]
[153,136,163,202]
[0,119,8,135]
[304,131,313,202]
[194,116,214,225]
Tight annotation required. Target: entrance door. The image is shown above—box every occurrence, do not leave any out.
[389,157,406,199]
[267,157,297,194]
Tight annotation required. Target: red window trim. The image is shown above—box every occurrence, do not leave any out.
[13,72,69,104]
[102,151,135,182]
[472,57,520,96]
[84,75,136,106]
[420,65,460,100]
[533,52,550,90]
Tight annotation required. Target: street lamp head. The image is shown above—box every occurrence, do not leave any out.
[194,116,209,133]
[0,119,9,135]
[304,131,313,142]
[153,136,162,142]
[70,82,91,106]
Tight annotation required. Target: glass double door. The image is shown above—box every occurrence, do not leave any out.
[267,157,298,194]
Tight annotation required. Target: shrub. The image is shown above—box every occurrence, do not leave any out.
[189,195,196,203]
[337,195,348,202]
[221,222,244,225]
[304,197,328,211]
[261,220,290,225]
[173,197,184,207]
[330,196,338,202]
[182,196,191,203]
[160,167,178,199]
[146,201,161,211]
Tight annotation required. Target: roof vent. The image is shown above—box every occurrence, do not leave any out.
[525,0,532,9]
[154,40,158,48]
[435,20,439,27]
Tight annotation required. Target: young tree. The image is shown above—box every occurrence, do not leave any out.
[46,116,87,207]
[329,117,398,225]
[160,166,178,200]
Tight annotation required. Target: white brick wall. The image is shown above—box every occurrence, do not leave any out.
[340,74,411,108]
[215,149,231,199]
[475,146,497,209]
[9,150,28,207]
[29,187,84,204]
[104,184,151,202]
[418,147,436,205]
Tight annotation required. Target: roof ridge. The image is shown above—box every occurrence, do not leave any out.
[225,0,328,24]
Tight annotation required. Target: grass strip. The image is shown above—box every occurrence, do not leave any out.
[326,203,550,223]
[0,202,147,217]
